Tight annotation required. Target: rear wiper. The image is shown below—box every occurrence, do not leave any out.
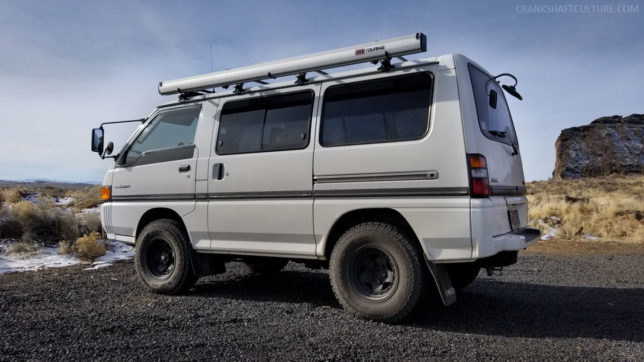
[489,130,518,156]
[489,130,507,137]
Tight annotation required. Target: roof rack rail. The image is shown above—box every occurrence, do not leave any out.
[158,33,427,96]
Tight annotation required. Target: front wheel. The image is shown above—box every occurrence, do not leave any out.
[135,219,196,294]
[329,222,428,323]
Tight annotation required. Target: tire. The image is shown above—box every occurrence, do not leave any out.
[244,257,288,274]
[329,222,427,323]
[135,219,197,294]
[446,263,480,291]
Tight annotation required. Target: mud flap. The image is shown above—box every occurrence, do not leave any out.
[424,258,457,306]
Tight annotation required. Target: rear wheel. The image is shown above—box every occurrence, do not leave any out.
[135,219,196,294]
[329,222,427,323]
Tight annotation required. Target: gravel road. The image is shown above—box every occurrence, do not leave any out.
[1,243,643,361]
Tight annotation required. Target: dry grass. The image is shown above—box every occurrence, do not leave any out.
[527,174,644,242]
[6,241,40,255]
[1,188,23,204]
[0,200,80,245]
[67,186,103,210]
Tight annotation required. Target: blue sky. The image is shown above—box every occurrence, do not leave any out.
[0,0,642,182]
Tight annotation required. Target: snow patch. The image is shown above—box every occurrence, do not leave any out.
[55,196,75,206]
[21,193,37,202]
[80,206,100,214]
[582,233,600,241]
[84,241,134,270]
[0,246,80,274]
[538,219,556,241]
[0,240,134,274]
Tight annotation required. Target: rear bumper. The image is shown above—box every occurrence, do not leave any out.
[476,227,540,259]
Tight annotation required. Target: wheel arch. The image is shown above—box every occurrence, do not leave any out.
[136,208,191,244]
[322,208,421,259]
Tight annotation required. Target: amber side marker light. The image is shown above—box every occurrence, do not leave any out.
[468,154,489,197]
[101,186,111,200]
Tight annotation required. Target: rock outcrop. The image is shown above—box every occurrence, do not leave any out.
[553,114,644,179]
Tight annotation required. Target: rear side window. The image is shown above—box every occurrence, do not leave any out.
[320,73,432,147]
[468,64,517,145]
[125,105,201,164]
[216,91,313,155]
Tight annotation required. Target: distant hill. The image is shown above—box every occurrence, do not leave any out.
[0,179,100,189]
[553,114,644,179]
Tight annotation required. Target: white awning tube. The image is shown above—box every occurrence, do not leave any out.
[158,33,427,95]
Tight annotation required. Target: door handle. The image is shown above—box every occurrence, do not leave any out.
[213,163,225,180]
[178,164,191,172]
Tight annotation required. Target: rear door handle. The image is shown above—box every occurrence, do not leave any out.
[213,163,225,180]
[178,164,190,172]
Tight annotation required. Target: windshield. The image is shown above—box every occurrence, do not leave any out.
[469,64,517,146]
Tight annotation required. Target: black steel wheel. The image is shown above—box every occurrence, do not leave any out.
[349,247,399,301]
[329,222,428,323]
[135,219,196,294]
[145,238,175,278]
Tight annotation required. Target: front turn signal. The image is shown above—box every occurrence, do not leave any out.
[101,186,111,200]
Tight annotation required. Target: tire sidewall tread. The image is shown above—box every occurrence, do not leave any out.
[135,219,195,294]
[329,222,427,323]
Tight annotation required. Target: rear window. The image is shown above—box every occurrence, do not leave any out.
[320,73,432,147]
[468,64,517,145]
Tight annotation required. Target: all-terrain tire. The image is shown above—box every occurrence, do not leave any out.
[329,222,427,323]
[135,219,196,294]
[446,263,480,291]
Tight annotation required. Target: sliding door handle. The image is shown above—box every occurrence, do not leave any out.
[213,163,225,180]
[178,164,191,172]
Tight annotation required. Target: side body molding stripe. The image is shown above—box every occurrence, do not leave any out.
[108,187,470,202]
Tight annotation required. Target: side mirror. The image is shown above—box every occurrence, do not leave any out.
[502,84,523,101]
[91,128,104,155]
[104,142,114,156]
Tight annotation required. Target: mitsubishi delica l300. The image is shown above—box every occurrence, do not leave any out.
[91,33,540,322]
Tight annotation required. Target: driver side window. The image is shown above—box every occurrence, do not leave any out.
[125,105,201,164]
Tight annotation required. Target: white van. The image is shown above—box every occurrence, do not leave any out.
[91,33,539,322]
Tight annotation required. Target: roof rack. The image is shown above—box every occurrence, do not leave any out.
[158,33,427,96]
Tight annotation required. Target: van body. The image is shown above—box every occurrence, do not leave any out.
[96,49,539,322]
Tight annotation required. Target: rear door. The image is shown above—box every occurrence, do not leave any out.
[462,61,527,231]
[207,86,319,257]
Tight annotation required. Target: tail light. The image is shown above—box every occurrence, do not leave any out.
[101,186,112,201]
[468,154,489,197]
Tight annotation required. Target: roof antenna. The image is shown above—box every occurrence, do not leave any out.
[209,44,215,93]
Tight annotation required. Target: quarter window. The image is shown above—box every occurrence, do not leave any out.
[468,64,518,145]
[216,91,313,155]
[125,105,201,164]
[320,73,432,147]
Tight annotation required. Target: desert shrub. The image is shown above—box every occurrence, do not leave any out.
[58,240,74,255]
[0,205,23,239]
[7,200,79,245]
[78,212,102,235]
[75,232,105,260]
[1,188,23,203]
